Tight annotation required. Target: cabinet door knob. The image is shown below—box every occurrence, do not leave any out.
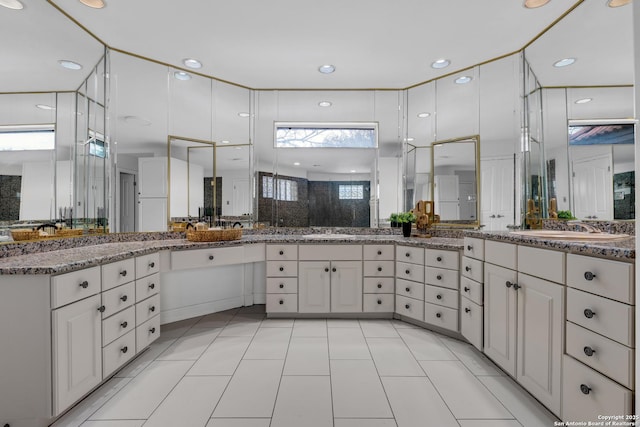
[209,255,215,260]
[279,250,284,255]
[377,266,382,272]
[436,312,442,318]
[280,266,285,272]
[513,283,521,290]
[121,321,128,328]
[467,245,473,251]
[436,275,442,280]
[464,286,470,292]
[405,304,410,309]
[377,283,382,289]
[436,294,442,300]
[332,267,337,272]
[583,308,596,319]
[324,267,329,272]
[120,270,127,277]
[149,261,155,268]
[149,283,155,289]
[405,287,411,292]
[465,266,471,272]
[405,252,410,257]
[506,281,513,288]
[279,283,284,289]
[584,271,596,281]
[377,250,382,255]
[79,280,89,289]
[150,327,156,334]
[279,299,284,305]
[436,256,442,262]
[120,295,128,302]
[98,305,106,313]
[405,269,410,275]
[583,346,596,357]
[377,299,382,304]
[465,307,471,313]
[580,384,591,395]
[150,306,156,312]
[121,346,128,354]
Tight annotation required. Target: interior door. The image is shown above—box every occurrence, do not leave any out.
[119,172,135,232]
[572,154,613,220]
[481,157,514,230]
[232,178,250,216]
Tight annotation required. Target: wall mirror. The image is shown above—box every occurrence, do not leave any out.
[431,136,479,226]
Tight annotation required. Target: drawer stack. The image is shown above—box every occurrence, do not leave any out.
[266,244,298,313]
[460,237,484,350]
[363,244,395,312]
[562,254,634,422]
[134,253,161,354]
[424,248,460,332]
[395,245,425,321]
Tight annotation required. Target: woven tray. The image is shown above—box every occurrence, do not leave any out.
[186,228,242,242]
[55,228,83,237]
[11,229,40,241]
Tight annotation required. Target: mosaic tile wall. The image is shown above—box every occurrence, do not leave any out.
[0,175,21,221]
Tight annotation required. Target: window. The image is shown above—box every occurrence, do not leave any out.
[339,184,364,200]
[262,176,298,201]
[275,122,377,148]
[0,126,54,151]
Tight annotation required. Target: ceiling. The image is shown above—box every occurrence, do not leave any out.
[4,0,630,92]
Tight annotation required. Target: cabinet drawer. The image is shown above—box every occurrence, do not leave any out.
[396,278,424,300]
[460,297,483,350]
[567,288,634,347]
[562,355,633,423]
[51,266,101,309]
[102,258,136,291]
[136,293,160,326]
[396,261,424,283]
[135,252,160,279]
[363,293,394,312]
[101,282,135,319]
[484,240,516,270]
[463,237,484,260]
[425,249,459,270]
[171,246,244,270]
[136,314,161,353]
[266,244,298,261]
[461,276,483,306]
[244,243,266,263]
[364,260,394,277]
[102,306,136,346]
[425,266,459,290]
[135,272,159,303]
[266,277,298,294]
[103,330,136,378]
[424,302,458,332]
[566,322,634,389]
[299,244,362,261]
[567,254,634,304]
[461,256,483,283]
[364,277,395,293]
[266,293,298,313]
[396,245,425,265]
[517,246,565,284]
[395,295,424,321]
[363,244,395,261]
[424,284,458,309]
[266,261,298,277]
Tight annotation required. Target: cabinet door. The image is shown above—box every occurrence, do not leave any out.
[331,261,363,312]
[52,294,102,415]
[483,263,517,377]
[298,261,330,313]
[516,273,564,417]
[138,157,168,197]
[138,197,167,232]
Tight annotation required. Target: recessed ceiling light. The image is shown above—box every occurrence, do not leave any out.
[607,0,630,6]
[318,64,336,74]
[122,115,152,126]
[431,59,450,69]
[294,162,301,166]
[575,98,593,104]
[238,112,250,118]
[406,137,415,142]
[455,76,473,84]
[35,104,55,110]
[221,140,230,144]
[524,0,550,8]
[235,146,242,150]
[183,58,202,69]
[553,58,576,67]
[417,112,431,118]
[0,0,23,9]
[318,101,332,107]
[79,0,105,8]
[58,60,83,70]
[173,71,191,81]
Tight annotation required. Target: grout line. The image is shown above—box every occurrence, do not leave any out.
[268,317,295,427]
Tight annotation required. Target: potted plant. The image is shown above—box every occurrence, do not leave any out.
[397,211,416,237]
[389,213,400,228]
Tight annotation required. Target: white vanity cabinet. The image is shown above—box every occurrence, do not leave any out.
[424,248,460,332]
[266,244,299,313]
[460,237,485,350]
[395,245,425,321]
[363,244,395,313]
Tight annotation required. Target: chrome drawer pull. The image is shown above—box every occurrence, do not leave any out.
[149,306,156,312]
[583,308,596,319]
[583,346,596,357]
[121,321,128,328]
[79,280,89,289]
[120,295,128,302]
[120,270,127,277]
[121,346,128,354]
[584,271,596,281]
[149,327,156,334]
[149,283,155,289]
[149,261,155,268]
[580,384,591,395]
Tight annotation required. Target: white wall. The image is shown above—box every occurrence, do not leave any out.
[20,161,54,220]
[378,156,402,221]
[219,169,251,216]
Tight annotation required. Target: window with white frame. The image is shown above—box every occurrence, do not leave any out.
[338,184,364,200]
[262,175,298,201]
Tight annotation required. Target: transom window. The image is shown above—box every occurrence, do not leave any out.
[338,184,364,200]
[262,176,298,201]
[275,122,377,148]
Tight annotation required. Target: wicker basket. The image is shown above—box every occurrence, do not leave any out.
[186,228,242,242]
[55,228,83,237]
[11,229,40,241]
[171,222,187,232]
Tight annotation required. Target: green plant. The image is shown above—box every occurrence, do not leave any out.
[557,210,576,220]
[389,213,399,223]
[397,211,416,223]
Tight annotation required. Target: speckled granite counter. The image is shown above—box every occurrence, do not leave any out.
[0,233,463,275]
[465,230,635,261]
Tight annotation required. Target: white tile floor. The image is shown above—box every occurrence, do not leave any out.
[53,305,559,427]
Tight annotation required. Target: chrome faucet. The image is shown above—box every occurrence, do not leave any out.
[567,220,601,233]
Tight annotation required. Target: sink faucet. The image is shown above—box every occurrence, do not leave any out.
[567,220,601,233]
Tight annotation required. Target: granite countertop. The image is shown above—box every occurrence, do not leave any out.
[465,230,635,262]
[0,234,463,275]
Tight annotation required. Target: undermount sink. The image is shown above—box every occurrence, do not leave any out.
[509,230,630,241]
[302,233,356,239]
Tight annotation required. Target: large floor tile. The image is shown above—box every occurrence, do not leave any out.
[382,377,459,427]
[439,336,504,376]
[334,420,398,427]
[115,336,177,378]
[143,376,230,427]
[292,319,328,337]
[327,319,361,328]
[81,422,144,427]
[271,376,333,427]
[390,320,420,329]
[397,328,457,361]
[191,312,235,329]
[479,376,558,427]
[328,327,371,359]
[159,317,201,339]
[367,337,425,376]
[206,419,271,427]
[360,320,400,337]
[89,360,193,420]
[284,337,330,375]
[243,327,291,359]
[458,421,524,427]
[212,359,284,418]
[218,318,262,336]
[261,318,295,328]
[330,359,393,418]
[156,328,221,360]
[188,336,252,376]
[420,361,513,419]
